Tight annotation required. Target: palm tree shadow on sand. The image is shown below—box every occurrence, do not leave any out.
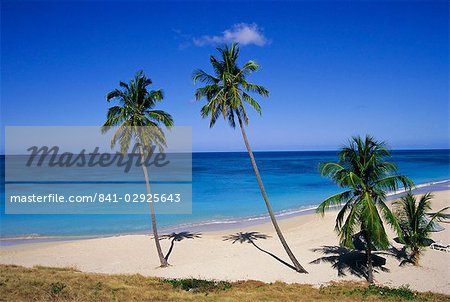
[160,232,202,262]
[378,245,414,266]
[310,246,389,281]
[223,232,298,271]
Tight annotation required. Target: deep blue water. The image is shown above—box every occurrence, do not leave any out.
[1,150,449,238]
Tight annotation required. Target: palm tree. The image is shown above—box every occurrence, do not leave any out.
[102,70,173,267]
[393,192,448,265]
[317,135,413,283]
[193,43,307,273]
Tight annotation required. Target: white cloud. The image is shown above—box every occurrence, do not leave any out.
[193,23,269,47]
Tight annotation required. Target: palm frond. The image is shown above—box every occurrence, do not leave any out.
[192,69,219,84]
[102,71,172,153]
[378,199,402,236]
[242,92,261,114]
[242,82,269,97]
[193,43,269,129]
[316,190,353,216]
[339,203,362,249]
[146,110,174,128]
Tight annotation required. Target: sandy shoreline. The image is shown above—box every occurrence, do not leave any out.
[1,186,449,295]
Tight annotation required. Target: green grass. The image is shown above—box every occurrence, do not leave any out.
[0,264,448,301]
[163,278,232,293]
[349,284,420,300]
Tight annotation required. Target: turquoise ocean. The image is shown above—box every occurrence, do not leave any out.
[1,150,449,243]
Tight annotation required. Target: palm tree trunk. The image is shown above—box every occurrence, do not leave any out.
[237,117,308,273]
[412,247,420,266]
[364,232,374,283]
[366,247,374,283]
[139,145,169,267]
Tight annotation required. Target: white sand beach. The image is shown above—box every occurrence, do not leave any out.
[1,189,449,295]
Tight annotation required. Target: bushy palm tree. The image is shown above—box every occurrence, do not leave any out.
[193,43,307,273]
[102,70,173,267]
[394,192,448,265]
[318,135,413,283]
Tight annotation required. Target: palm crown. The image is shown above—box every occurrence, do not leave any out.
[102,70,174,153]
[193,43,268,128]
[318,135,414,250]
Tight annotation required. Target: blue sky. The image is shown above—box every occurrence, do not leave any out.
[1,0,448,152]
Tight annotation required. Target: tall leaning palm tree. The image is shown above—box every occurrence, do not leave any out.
[318,135,413,283]
[102,70,173,267]
[394,192,448,265]
[193,43,307,273]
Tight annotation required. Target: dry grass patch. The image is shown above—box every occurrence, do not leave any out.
[0,264,448,301]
